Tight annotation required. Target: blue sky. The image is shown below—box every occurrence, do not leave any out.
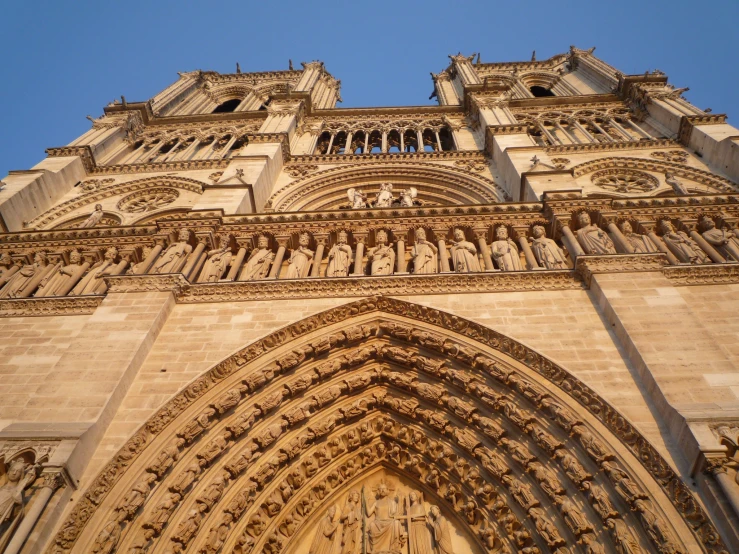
[1,0,737,177]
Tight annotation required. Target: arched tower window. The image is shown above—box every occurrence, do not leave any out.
[226,135,248,157]
[332,131,347,154]
[387,130,401,153]
[316,132,332,155]
[212,98,241,113]
[403,130,418,153]
[422,129,438,152]
[350,131,367,154]
[438,127,455,151]
[368,131,382,153]
[530,85,555,98]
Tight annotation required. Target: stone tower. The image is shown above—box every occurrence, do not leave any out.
[1,48,739,554]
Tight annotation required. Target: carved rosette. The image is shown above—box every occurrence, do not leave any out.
[117,188,180,213]
[591,169,659,194]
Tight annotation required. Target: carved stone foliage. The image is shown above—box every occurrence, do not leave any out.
[650,150,689,164]
[116,188,180,213]
[284,164,319,179]
[49,298,716,554]
[0,296,103,318]
[550,158,570,169]
[591,169,659,194]
[454,159,488,173]
[78,178,116,193]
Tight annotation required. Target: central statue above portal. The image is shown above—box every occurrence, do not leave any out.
[366,482,404,553]
[301,478,460,554]
[374,184,395,208]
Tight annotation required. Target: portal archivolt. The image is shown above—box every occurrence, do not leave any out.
[49,298,723,554]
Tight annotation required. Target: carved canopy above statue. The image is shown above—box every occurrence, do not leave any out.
[48,298,725,554]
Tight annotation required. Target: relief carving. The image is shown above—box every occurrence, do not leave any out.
[0,458,41,550]
[531,225,568,269]
[35,250,90,297]
[575,212,617,255]
[619,221,657,253]
[0,252,52,299]
[601,461,648,504]
[492,227,522,271]
[285,233,314,279]
[557,497,593,537]
[606,518,642,554]
[450,228,482,273]
[73,247,127,295]
[79,204,105,229]
[42,302,711,554]
[658,220,708,264]
[227,408,262,438]
[143,492,181,535]
[151,229,193,274]
[411,228,438,274]
[581,481,619,520]
[118,473,157,520]
[368,230,395,276]
[632,499,683,554]
[239,235,274,281]
[699,215,739,261]
[202,511,233,554]
[326,231,353,277]
[198,243,233,283]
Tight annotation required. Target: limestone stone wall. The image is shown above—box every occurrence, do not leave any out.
[74,287,679,496]
[6,280,738,542]
[0,314,91,425]
[83,297,354,488]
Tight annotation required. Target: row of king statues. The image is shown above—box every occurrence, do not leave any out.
[2,214,739,299]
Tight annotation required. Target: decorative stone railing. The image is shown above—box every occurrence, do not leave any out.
[2,194,739,312]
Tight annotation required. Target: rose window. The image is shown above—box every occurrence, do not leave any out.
[591,170,659,194]
[117,188,179,213]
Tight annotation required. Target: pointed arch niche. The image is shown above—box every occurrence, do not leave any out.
[49,298,725,554]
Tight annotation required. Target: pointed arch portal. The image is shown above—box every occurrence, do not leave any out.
[49,298,726,554]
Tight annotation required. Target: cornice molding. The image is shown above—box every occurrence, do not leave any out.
[0,296,103,318]
[290,150,486,165]
[678,114,729,145]
[664,264,739,285]
[177,270,583,302]
[544,139,679,155]
[310,105,462,118]
[105,273,189,294]
[575,253,669,285]
[46,133,290,176]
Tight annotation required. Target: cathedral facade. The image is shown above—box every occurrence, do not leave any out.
[1,48,739,554]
